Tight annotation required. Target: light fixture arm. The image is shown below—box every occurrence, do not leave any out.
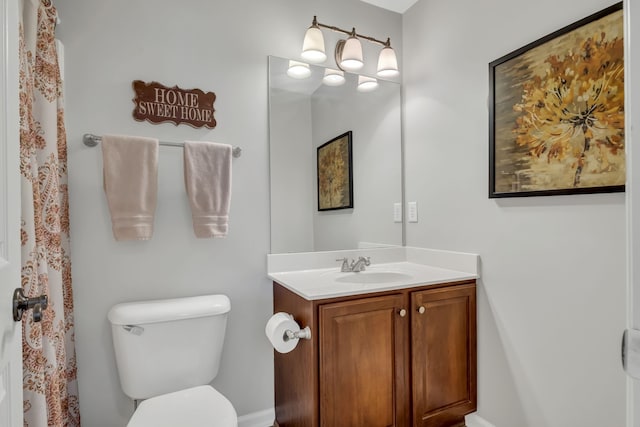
[311,16,392,47]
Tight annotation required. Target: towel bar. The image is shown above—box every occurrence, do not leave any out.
[83,133,242,158]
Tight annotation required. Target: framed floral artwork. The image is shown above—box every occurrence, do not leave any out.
[317,131,353,211]
[489,2,624,198]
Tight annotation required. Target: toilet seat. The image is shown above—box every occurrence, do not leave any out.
[127,385,237,427]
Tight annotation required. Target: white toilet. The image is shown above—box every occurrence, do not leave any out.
[108,294,237,427]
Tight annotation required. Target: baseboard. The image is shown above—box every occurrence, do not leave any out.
[237,408,275,427]
[237,408,490,427]
[466,413,496,427]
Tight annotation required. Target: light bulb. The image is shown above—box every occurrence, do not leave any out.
[377,45,399,78]
[322,69,345,86]
[287,60,311,79]
[357,75,378,92]
[339,34,364,71]
[301,24,326,63]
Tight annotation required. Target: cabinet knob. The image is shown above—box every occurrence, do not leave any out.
[398,309,407,317]
[417,306,426,314]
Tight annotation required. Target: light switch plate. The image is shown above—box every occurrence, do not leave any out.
[408,202,418,223]
[393,203,402,223]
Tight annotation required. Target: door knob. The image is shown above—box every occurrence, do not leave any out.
[398,309,407,317]
[13,288,48,323]
[622,329,640,380]
[417,306,426,314]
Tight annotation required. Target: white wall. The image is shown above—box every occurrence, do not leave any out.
[625,0,640,424]
[55,1,401,426]
[269,88,315,253]
[311,76,403,250]
[403,1,626,426]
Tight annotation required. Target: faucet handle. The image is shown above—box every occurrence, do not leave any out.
[336,258,350,272]
[363,256,371,266]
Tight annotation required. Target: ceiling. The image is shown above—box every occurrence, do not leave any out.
[359,0,419,14]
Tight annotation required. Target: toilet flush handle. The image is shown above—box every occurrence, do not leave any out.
[123,325,145,336]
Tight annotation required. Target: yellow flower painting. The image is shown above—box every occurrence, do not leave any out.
[317,131,353,210]
[490,3,624,197]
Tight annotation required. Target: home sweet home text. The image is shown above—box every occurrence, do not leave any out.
[132,80,216,128]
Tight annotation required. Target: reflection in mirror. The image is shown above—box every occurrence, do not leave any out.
[269,56,403,254]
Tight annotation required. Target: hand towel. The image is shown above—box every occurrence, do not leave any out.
[183,141,232,238]
[102,134,159,241]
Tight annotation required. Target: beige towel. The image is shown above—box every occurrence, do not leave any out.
[183,141,232,238]
[102,134,159,241]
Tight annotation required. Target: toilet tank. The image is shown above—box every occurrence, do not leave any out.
[108,294,230,400]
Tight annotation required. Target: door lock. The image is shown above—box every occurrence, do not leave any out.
[13,288,48,323]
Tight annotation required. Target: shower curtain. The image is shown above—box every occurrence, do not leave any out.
[19,0,81,425]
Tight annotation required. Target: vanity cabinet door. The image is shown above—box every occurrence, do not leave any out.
[411,284,476,427]
[319,294,408,427]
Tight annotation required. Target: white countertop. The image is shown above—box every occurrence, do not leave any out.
[268,261,477,300]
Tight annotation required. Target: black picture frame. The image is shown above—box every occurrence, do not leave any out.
[317,131,353,211]
[488,3,625,198]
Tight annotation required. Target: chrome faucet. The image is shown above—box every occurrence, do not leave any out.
[351,256,371,272]
[336,256,371,272]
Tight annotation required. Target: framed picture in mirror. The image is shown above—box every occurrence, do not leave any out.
[317,131,353,211]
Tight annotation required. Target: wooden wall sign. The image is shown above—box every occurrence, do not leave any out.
[132,80,216,129]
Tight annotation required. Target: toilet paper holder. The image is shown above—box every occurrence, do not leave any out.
[284,326,312,342]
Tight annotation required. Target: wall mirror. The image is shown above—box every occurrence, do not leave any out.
[268,55,403,253]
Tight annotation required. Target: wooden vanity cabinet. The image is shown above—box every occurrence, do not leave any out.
[411,284,477,427]
[319,294,409,427]
[273,280,476,427]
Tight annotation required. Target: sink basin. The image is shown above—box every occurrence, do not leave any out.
[334,271,413,284]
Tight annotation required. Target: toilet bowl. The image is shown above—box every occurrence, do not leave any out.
[108,295,237,427]
[127,385,237,427]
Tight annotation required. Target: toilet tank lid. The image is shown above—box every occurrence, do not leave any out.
[108,294,230,325]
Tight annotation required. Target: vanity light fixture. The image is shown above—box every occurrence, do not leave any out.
[301,16,399,77]
[322,68,346,86]
[337,30,364,71]
[301,18,327,63]
[286,60,311,79]
[376,41,399,78]
[357,75,378,92]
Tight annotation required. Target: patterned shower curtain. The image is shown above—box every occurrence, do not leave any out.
[19,0,81,425]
